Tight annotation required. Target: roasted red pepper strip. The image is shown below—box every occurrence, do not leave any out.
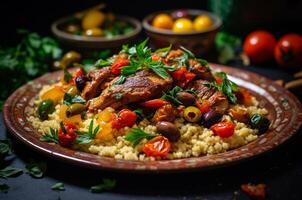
[140,99,168,108]
[111,109,137,129]
[58,122,77,147]
[111,58,129,75]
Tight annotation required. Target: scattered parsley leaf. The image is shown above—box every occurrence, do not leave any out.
[52,182,65,191]
[0,167,23,179]
[125,128,156,146]
[95,59,111,68]
[180,46,195,58]
[133,109,144,120]
[90,179,116,193]
[76,120,100,144]
[63,68,72,83]
[25,161,47,178]
[0,183,9,193]
[114,76,126,85]
[161,86,183,105]
[40,128,58,144]
[0,139,12,157]
[63,93,86,106]
[149,62,171,79]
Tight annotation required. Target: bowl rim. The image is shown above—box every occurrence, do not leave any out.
[142,9,222,36]
[51,14,142,43]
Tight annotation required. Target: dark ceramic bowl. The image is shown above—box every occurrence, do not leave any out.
[51,15,142,50]
[143,9,222,55]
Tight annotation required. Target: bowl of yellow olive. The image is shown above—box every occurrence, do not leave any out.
[52,9,142,49]
[143,9,222,55]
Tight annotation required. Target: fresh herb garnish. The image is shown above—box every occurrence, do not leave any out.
[155,44,172,53]
[125,128,157,146]
[40,128,59,144]
[25,161,47,178]
[76,120,100,144]
[0,167,23,179]
[161,86,183,105]
[205,71,238,104]
[90,179,116,193]
[63,93,86,106]
[95,58,112,68]
[116,39,173,83]
[114,75,126,85]
[52,182,65,191]
[0,183,9,193]
[0,139,12,157]
[113,93,123,100]
[180,46,195,58]
[133,109,144,120]
[63,68,72,83]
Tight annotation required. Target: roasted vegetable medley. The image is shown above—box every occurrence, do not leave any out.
[30,40,270,160]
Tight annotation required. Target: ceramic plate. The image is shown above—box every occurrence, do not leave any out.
[4,64,302,172]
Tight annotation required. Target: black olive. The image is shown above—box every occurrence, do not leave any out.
[156,121,180,142]
[37,99,55,120]
[201,110,222,128]
[249,114,270,134]
[75,75,87,91]
[176,92,196,106]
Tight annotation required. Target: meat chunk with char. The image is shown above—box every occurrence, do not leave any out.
[190,80,229,114]
[88,70,173,111]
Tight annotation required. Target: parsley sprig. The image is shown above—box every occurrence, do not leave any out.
[40,128,59,144]
[124,128,157,146]
[205,71,238,104]
[63,93,86,106]
[161,86,197,105]
[76,120,100,144]
[115,39,173,84]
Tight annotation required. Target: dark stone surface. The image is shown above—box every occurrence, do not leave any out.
[0,65,301,200]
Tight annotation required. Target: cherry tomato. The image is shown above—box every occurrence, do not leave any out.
[143,136,171,158]
[111,58,129,75]
[172,67,196,87]
[58,122,77,147]
[152,14,174,30]
[140,99,168,108]
[210,121,235,138]
[111,109,137,129]
[172,18,194,33]
[274,33,302,69]
[193,15,213,31]
[243,31,276,64]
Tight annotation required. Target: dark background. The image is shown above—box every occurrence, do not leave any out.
[1,0,302,45]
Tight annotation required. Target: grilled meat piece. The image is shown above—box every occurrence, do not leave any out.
[81,67,112,100]
[190,80,229,113]
[152,103,177,123]
[188,59,214,81]
[88,70,173,111]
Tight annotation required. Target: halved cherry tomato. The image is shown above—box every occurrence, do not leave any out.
[243,30,276,64]
[58,122,77,147]
[196,100,211,113]
[111,58,129,75]
[111,109,137,129]
[71,68,85,85]
[143,136,171,158]
[210,121,235,138]
[140,99,168,108]
[172,67,196,87]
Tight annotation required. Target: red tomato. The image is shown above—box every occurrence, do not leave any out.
[111,109,137,129]
[71,68,85,85]
[172,67,196,87]
[274,33,302,69]
[236,88,253,106]
[243,31,276,64]
[58,122,77,147]
[111,58,129,75]
[143,136,171,158]
[140,99,168,108]
[210,121,235,138]
[196,100,211,113]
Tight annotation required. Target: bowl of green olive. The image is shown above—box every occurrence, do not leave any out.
[52,9,142,50]
[143,9,222,55]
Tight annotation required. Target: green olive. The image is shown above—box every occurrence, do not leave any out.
[61,51,81,68]
[38,99,55,120]
[67,86,79,97]
[66,103,86,117]
[183,106,202,122]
